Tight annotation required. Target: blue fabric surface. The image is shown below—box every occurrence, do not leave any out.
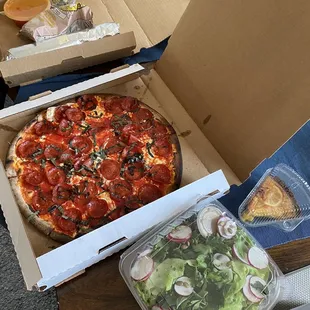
[220,120,310,249]
[15,73,100,104]
[15,38,170,104]
[123,38,169,65]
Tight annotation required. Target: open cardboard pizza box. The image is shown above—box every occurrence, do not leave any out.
[0,0,189,87]
[0,0,310,291]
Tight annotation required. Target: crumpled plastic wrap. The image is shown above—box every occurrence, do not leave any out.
[6,23,120,60]
[20,3,93,42]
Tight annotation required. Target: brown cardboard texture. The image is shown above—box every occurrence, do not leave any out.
[157,0,310,181]
[0,0,189,87]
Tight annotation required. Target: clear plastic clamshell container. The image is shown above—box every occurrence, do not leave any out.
[239,164,310,232]
[120,199,289,310]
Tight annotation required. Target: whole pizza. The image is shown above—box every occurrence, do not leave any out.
[6,94,182,242]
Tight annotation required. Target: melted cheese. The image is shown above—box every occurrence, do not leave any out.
[46,106,56,122]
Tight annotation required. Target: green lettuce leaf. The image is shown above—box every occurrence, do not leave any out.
[147,258,187,291]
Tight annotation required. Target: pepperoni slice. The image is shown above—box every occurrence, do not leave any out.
[152,138,172,157]
[46,167,66,185]
[103,98,123,114]
[57,217,76,232]
[39,181,53,193]
[110,114,131,133]
[121,124,141,143]
[85,181,98,196]
[87,199,108,218]
[121,142,143,160]
[76,95,98,110]
[133,108,153,122]
[74,157,94,175]
[124,162,145,181]
[101,136,125,155]
[120,97,139,112]
[148,121,168,138]
[45,133,66,145]
[100,160,120,180]
[16,140,40,158]
[33,121,53,136]
[24,170,44,186]
[52,184,72,204]
[64,208,82,222]
[44,145,62,159]
[73,195,91,209]
[126,195,142,210]
[31,191,53,215]
[59,149,75,164]
[70,136,92,154]
[138,184,162,204]
[132,108,154,129]
[55,106,70,122]
[149,164,171,184]
[87,117,110,129]
[76,180,98,197]
[109,179,132,200]
[58,119,73,136]
[65,108,85,122]
[109,206,125,221]
[88,218,102,228]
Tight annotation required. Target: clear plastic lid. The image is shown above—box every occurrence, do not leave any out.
[120,199,289,310]
[239,164,310,231]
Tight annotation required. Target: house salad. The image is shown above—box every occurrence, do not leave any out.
[129,205,276,310]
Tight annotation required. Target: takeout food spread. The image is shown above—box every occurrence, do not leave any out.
[120,200,285,310]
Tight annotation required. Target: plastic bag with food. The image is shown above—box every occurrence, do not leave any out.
[51,0,76,7]
[20,3,93,42]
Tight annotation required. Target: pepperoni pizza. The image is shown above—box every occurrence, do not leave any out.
[5,94,182,242]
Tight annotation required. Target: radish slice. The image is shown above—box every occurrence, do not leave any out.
[197,206,222,237]
[243,275,261,303]
[138,248,153,258]
[152,306,163,310]
[218,216,237,239]
[248,247,269,269]
[130,256,154,281]
[249,276,267,300]
[167,225,192,243]
[232,244,249,265]
[174,276,194,296]
[212,253,230,270]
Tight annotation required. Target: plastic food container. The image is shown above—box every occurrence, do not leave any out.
[4,0,50,27]
[120,199,289,310]
[239,164,310,232]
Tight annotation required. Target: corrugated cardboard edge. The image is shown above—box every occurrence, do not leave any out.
[0,162,42,289]
[0,32,136,88]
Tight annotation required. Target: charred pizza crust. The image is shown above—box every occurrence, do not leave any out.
[5,94,182,243]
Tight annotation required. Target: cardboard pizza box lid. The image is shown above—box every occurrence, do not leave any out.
[0,0,189,87]
[157,0,310,181]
